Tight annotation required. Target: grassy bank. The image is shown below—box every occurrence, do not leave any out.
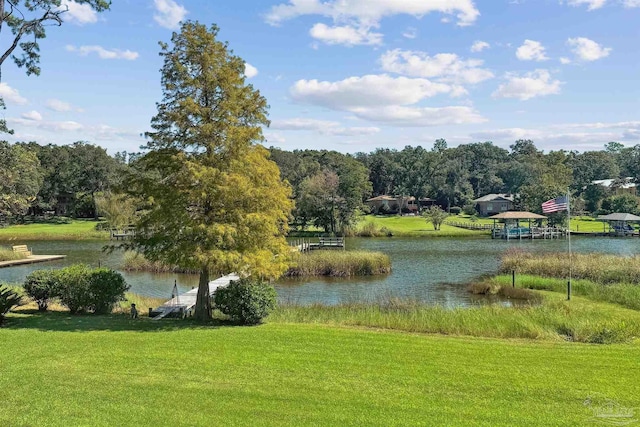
[0,247,27,261]
[286,250,391,277]
[501,250,640,285]
[0,219,108,241]
[121,251,198,274]
[358,215,488,237]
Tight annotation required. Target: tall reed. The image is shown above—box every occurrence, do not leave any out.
[285,250,391,277]
[0,248,27,262]
[121,251,198,274]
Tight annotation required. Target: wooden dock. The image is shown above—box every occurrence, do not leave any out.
[0,255,66,269]
[149,273,239,320]
[492,227,566,240]
[291,237,345,252]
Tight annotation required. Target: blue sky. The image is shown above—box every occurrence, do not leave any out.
[2,0,639,154]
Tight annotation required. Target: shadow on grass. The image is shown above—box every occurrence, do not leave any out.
[2,310,245,333]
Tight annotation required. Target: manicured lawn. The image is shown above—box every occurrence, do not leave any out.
[361,215,488,237]
[1,312,638,426]
[0,219,108,241]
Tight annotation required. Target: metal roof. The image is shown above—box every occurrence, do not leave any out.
[473,194,515,203]
[597,213,640,221]
[489,211,547,219]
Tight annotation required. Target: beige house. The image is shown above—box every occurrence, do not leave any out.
[473,194,515,216]
[365,195,419,214]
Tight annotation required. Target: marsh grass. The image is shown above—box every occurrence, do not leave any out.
[285,250,391,277]
[0,248,27,262]
[122,251,198,274]
[271,293,640,344]
[467,281,543,302]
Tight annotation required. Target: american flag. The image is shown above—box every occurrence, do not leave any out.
[542,195,568,213]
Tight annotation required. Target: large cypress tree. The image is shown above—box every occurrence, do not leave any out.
[128,22,293,321]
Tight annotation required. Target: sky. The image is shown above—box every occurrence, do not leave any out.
[1,0,639,154]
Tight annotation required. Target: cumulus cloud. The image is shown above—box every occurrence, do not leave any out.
[153,0,188,30]
[0,83,27,105]
[309,23,383,46]
[45,99,73,112]
[567,37,611,61]
[516,40,549,61]
[560,57,572,64]
[21,111,42,121]
[379,49,494,85]
[60,0,99,25]
[271,118,380,136]
[470,40,490,52]
[66,45,139,60]
[350,105,486,127]
[244,63,259,78]
[492,69,562,100]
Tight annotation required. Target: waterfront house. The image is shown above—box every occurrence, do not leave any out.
[473,194,515,216]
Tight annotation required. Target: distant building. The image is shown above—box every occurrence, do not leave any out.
[473,194,515,216]
[365,195,419,214]
[591,178,637,196]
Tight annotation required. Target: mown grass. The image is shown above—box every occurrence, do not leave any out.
[490,274,640,311]
[501,249,640,285]
[286,250,391,277]
[121,251,198,274]
[359,215,488,237]
[0,219,109,241]
[0,247,27,261]
[273,292,640,344]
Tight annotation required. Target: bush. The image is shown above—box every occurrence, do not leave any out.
[214,278,277,325]
[462,204,477,216]
[0,285,22,324]
[449,206,462,215]
[23,269,60,311]
[56,265,129,314]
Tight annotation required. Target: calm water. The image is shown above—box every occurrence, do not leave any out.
[1,237,639,306]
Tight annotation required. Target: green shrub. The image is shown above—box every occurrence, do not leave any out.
[56,265,129,314]
[0,285,22,324]
[462,204,477,216]
[214,278,277,325]
[23,269,60,311]
[449,206,462,215]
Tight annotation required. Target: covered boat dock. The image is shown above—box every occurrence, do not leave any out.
[489,211,566,240]
[597,213,640,236]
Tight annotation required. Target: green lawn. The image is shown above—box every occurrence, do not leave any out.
[361,215,488,237]
[0,219,108,241]
[1,311,638,426]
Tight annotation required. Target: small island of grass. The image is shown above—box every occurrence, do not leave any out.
[285,250,391,277]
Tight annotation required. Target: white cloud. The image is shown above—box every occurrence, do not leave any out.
[245,63,259,78]
[560,57,572,64]
[9,117,83,132]
[622,0,640,7]
[564,0,607,10]
[309,23,383,46]
[493,69,562,100]
[271,118,380,136]
[0,83,27,105]
[402,27,417,39]
[265,0,480,28]
[379,49,494,85]
[153,0,188,30]
[60,0,99,25]
[470,40,490,52]
[350,105,486,127]
[291,75,453,110]
[264,132,286,144]
[567,37,611,61]
[66,45,139,60]
[21,110,42,121]
[45,99,72,112]
[516,40,549,61]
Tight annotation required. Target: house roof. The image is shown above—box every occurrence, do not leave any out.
[598,213,640,221]
[592,178,637,189]
[366,195,396,202]
[473,194,515,203]
[489,211,547,220]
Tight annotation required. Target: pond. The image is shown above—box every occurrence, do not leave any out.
[1,237,639,306]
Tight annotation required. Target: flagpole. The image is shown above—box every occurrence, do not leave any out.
[567,189,572,300]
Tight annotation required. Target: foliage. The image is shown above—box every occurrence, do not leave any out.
[126,22,293,321]
[121,251,198,274]
[0,285,22,323]
[213,278,277,325]
[285,250,391,277]
[95,192,138,229]
[0,247,27,261]
[601,194,639,215]
[422,206,448,230]
[0,141,43,219]
[55,264,129,314]
[23,269,60,311]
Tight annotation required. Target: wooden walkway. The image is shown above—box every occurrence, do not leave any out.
[149,273,240,320]
[291,237,345,252]
[0,255,66,269]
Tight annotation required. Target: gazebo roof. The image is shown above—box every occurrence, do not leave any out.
[488,211,547,220]
[597,213,640,221]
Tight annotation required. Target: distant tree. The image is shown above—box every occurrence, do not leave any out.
[297,169,342,233]
[0,141,42,220]
[95,192,137,230]
[126,22,293,321]
[422,205,448,231]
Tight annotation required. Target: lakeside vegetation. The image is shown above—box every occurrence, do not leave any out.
[0,247,27,262]
[121,251,198,274]
[0,219,108,241]
[285,250,391,277]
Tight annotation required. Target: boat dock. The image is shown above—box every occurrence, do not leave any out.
[0,255,67,269]
[291,237,345,252]
[149,273,239,319]
[492,227,567,240]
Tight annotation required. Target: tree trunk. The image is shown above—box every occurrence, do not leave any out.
[194,267,211,321]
